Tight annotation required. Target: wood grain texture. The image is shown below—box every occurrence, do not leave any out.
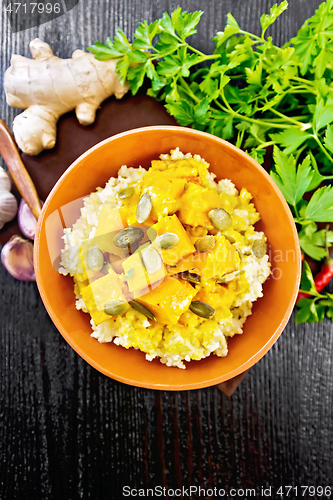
[1,0,333,499]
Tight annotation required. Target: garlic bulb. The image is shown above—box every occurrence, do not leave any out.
[0,167,17,230]
[0,167,11,192]
[0,191,18,230]
[1,235,35,281]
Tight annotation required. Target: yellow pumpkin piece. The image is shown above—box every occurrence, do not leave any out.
[141,172,182,220]
[121,250,165,297]
[136,276,197,325]
[152,214,196,265]
[178,182,221,228]
[74,275,89,295]
[169,177,187,199]
[166,236,240,279]
[166,259,197,276]
[195,285,235,311]
[80,269,126,325]
[94,206,127,257]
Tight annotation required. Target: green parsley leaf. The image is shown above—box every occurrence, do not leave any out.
[300,261,319,296]
[87,41,123,59]
[260,0,288,36]
[270,147,314,207]
[270,128,311,155]
[299,223,333,260]
[113,29,132,53]
[127,64,147,95]
[305,185,333,222]
[324,124,333,154]
[313,98,333,133]
[165,97,194,126]
[132,19,160,50]
[296,298,318,324]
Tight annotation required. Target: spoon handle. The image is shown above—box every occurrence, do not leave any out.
[0,119,42,220]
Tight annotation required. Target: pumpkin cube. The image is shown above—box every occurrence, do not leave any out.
[167,236,240,279]
[94,206,127,257]
[121,249,165,297]
[136,276,197,325]
[152,214,195,265]
[178,182,221,228]
[80,269,126,325]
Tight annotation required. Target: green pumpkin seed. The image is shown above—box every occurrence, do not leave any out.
[142,245,162,274]
[133,241,151,255]
[224,234,236,244]
[156,232,179,249]
[194,235,216,253]
[189,301,215,319]
[86,245,104,272]
[136,193,152,223]
[235,245,243,260]
[251,240,267,258]
[147,226,157,242]
[129,300,156,321]
[104,300,129,316]
[118,187,135,199]
[101,261,114,275]
[208,208,232,231]
[217,269,245,283]
[113,227,144,248]
[179,271,201,284]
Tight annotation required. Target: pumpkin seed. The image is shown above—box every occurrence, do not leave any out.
[179,271,201,284]
[156,232,179,249]
[113,227,144,248]
[133,241,150,255]
[101,261,113,275]
[208,208,232,231]
[104,300,129,316]
[235,245,243,260]
[136,193,152,223]
[147,226,157,242]
[251,240,267,258]
[129,300,156,321]
[194,235,215,253]
[118,187,135,199]
[217,269,245,283]
[224,234,236,244]
[142,245,163,274]
[86,245,104,272]
[189,301,215,319]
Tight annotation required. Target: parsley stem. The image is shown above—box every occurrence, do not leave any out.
[179,77,201,103]
[267,107,310,127]
[256,141,274,150]
[214,95,294,129]
[312,134,333,163]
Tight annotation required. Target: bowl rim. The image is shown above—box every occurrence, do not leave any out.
[34,125,301,390]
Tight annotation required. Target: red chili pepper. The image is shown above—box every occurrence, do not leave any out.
[297,255,333,302]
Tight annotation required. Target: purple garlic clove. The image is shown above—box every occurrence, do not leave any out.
[18,198,38,240]
[1,235,35,281]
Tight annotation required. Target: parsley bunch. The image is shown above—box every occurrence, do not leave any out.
[88,1,333,323]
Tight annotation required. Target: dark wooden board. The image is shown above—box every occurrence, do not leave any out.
[1,1,333,499]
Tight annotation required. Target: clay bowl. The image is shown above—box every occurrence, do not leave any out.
[34,126,301,390]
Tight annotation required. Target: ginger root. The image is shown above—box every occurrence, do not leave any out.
[4,39,129,155]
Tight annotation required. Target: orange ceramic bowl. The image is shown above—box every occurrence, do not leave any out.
[34,126,301,390]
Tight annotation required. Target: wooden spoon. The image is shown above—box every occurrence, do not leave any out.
[0,119,42,220]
